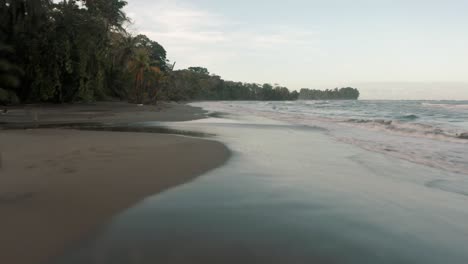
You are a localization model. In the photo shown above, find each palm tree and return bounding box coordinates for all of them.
[126,48,160,104]
[81,0,128,31]
[111,34,137,67]
[114,34,163,104]
[101,33,161,104]
[127,48,150,104]
[146,65,162,103]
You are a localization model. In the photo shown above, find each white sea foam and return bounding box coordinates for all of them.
[192,101,468,175]
[421,102,468,110]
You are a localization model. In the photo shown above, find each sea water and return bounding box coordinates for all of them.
[54,101,468,264]
[194,100,468,175]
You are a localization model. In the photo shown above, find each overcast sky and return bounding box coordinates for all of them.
[124,0,468,99]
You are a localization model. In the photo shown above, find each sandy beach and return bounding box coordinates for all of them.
[0,103,229,264]
[0,101,209,124]
[52,101,467,264]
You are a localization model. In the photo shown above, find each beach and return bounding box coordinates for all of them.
[5,0,467,262]
[0,103,229,264]
[0,101,209,124]
[53,101,468,264]
[2,101,468,264]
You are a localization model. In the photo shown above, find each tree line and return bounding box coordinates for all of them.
[299,88,360,100]
[1,0,169,104]
[158,67,299,101]
[0,0,359,105]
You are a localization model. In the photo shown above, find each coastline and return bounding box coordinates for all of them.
[0,103,230,264]
[0,101,209,124]
[53,102,468,264]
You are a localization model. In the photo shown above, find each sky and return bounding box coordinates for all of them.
[124,0,468,100]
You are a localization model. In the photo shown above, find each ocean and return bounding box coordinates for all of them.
[197,100,468,175]
[54,100,468,264]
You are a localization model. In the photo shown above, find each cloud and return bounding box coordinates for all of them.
[124,0,320,68]
[125,0,227,44]
[250,26,318,48]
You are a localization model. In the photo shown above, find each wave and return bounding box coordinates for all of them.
[398,114,419,120]
[421,102,468,110]
[303,101,331,107]
[191,101,468,175]
[344,118,467,141]
[346,119,393,125]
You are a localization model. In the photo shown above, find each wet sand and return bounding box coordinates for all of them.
[0,103,229,264]
[54,104,468,264]
[0,101,208,124]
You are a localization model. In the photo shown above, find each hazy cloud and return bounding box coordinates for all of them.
[125,0,319,66]
[124,0,468,99]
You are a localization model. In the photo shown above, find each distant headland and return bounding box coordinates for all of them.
[298,87,360,100]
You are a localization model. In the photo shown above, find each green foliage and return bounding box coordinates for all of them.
[0,0,170,104]
[0,88,19,105]
[0,0,130,103]
[188,67,210,75]
[159,68,358,101]
[0,41,22,104]
[81,0,128,31]
[134,34,168,70]
[158,68,299,101]
[299,87,360,100]
[0,0,358,104]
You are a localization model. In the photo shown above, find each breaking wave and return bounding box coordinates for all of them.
[192,100,468,175]
[343,118,467,141]
[421,102,468,110]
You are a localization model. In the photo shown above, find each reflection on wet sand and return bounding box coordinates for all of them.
[55,114,468,264]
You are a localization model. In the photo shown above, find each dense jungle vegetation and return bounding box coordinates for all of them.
[0,0,359,105]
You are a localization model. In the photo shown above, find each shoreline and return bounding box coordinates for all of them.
[0,101,209,125]
[53,102,468,263]
[0,103,230,264]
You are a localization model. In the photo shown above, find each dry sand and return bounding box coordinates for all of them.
[0,103,229,264]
